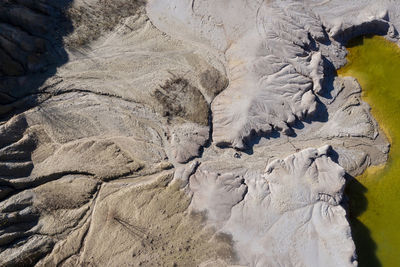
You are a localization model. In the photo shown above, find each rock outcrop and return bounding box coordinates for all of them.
[190,146,356,267]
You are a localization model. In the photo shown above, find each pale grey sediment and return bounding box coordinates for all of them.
[0,0,398,266]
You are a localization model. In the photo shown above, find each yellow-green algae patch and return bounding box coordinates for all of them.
[338,36,400,267]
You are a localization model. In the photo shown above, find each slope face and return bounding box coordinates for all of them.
[0,0,72,114]
[147,0,343,149]
[189,146,356,267]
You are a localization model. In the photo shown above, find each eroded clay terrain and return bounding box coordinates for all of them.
[0,0,399,266]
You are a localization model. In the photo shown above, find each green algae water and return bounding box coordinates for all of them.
[338,36,400,267]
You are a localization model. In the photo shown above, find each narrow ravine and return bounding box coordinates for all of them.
[339,35,400,267]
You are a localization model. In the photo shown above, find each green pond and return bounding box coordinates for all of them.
[338,36,400,267]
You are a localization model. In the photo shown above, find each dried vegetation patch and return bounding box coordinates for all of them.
[64,0,145,47]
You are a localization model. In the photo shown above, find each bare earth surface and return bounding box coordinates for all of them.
[0,0,399,266]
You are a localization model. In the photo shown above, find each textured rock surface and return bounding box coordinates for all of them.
[0,0,398,266]
[147,0,341,149]
[190,146,356,267]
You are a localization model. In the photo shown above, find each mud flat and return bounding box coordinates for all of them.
[339,35,400,267]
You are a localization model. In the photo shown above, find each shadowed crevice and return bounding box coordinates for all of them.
[0,0,74,120]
